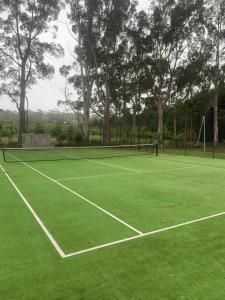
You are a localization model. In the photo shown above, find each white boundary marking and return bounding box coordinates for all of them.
[56,165,199,182]
[65,210,225,258]
[0,164,66,258]
[8,153,143,235]
[56,171,138,181]
[141,155,225,171]
[3,154,225,259]
[87,159,140,172]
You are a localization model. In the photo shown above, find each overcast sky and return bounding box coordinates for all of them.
[0,0,148,112]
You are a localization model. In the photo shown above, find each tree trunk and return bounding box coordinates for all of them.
[103,47,110,145]
[212,94,219,145]
[103,98,110,145]
[18,66,26,145]
[189,111,193,143]
[75,0,90,145]
[82,75,90,145]
[173,108,177,139]
[157,96,163,144]
[82,108,89,144]
[116,108,120,144]
[122,101,128,143]
[131,104,137,144]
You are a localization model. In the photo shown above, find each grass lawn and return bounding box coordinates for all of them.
[1,149,225,299]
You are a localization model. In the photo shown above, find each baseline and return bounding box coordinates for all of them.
[65,210,225,258]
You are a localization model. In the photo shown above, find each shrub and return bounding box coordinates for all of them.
[168,134,184,148]
[32,123,45,134]
[51,124,62,138]
[74,132,83,145]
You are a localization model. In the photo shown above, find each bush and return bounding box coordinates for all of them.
[90,138,102,146]
[56,133,67,144]
[0,124,17,137]
[74,132,83,145]
[50,124,61,138]
[163,126,173,139]
[32,123,45,134]
[90,127,100,136]
[168,133,184,148]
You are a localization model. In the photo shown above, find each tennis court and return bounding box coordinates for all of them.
[2,145,225,258]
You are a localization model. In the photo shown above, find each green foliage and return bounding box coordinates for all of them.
[32,124,45,134]
[2,0,225,146]
[168,134,185,148]
[0,0,64,141]
[0,123,16,137]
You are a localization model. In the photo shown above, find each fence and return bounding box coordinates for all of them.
[1,110,225,159]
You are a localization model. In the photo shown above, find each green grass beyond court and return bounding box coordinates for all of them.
[1,152,225,299]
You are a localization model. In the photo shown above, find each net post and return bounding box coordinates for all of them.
[10,121,13,145]
[2,148,6,162]
[138,114,140,145]
[155,144,159,156]
[212,111,215,159]
[212,135,215,158]
[184,114,187,156]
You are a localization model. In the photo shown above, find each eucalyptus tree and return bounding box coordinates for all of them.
[90,0,137,144]
[202,0,225,144]
[0,0,64,144]
[57,64,83,126]
[127,10,151,142]
[142,0,203,143]
[172,48,209,138]
[65,0,100,144]
[65,0,138,144]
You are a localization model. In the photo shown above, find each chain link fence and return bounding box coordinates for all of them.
[1,110,225,159]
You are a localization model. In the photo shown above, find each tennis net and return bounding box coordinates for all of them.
[2,144,158,163]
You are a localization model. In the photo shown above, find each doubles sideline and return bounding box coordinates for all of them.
[0,163,66,258]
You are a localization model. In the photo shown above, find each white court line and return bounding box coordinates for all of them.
[8,153,143,236]
[87,159,140,172]
[56,165,199,182]
[56,171,139,182]
[155,156,225,171]
[64,210,225,258]
[0,164,66,258]
[5,153,225,258]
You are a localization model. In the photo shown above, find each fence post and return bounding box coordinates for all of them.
[212,138,215,158]
[184,115,187,156]
[155,143,159,156]
[138,114,140,145]
[10,121,13,144]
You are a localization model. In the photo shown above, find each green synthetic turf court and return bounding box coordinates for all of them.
[1,150,225,299]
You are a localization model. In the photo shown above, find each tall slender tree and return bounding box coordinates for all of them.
[142,0,203,143]
[0,0,64,144]
[203,0,225,144]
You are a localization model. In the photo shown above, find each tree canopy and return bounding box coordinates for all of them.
[0,0,64,143]
[1,0,225,145]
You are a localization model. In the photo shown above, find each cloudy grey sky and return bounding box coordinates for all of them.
[0,0,148,112]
